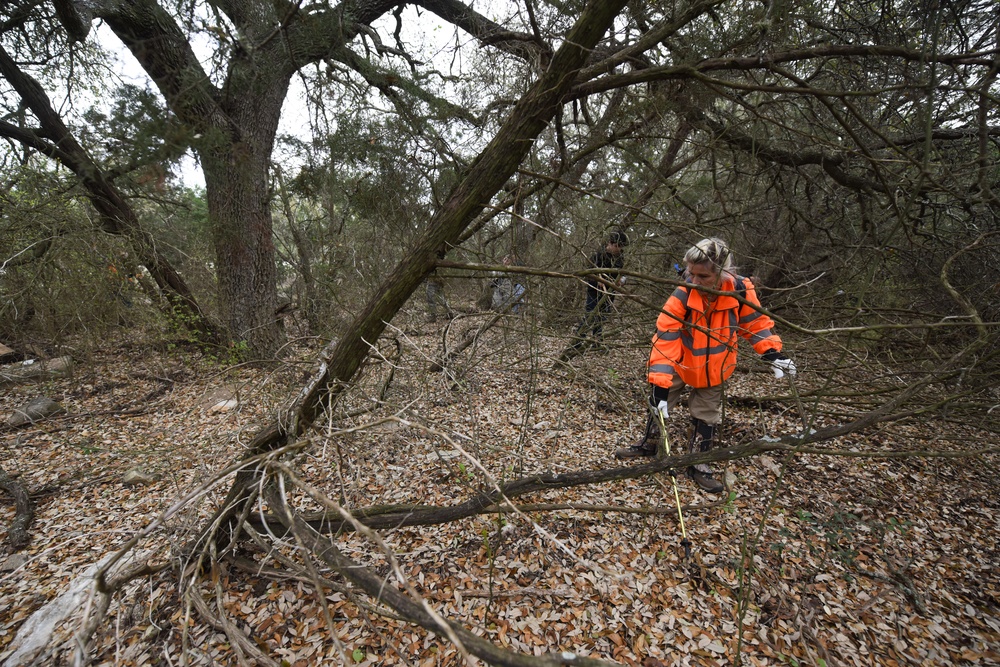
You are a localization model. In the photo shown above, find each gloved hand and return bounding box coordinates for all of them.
[656,400,670,419]
[762,351,796,379]
[771,358,796,378]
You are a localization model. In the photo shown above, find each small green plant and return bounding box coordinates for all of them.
[791,508,861,566]
[227,339,250,363]
[209,339,250,365]
[165,304,210,350]
[723,490,738,514]
[352,648,364,662]
[480,517,505,625]
[887,516,912,535]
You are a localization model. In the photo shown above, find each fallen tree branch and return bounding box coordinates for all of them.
[430,308,512,374]
[185,569,279,667]
[247,435,999,536]
[246,496,739,535]
[269,481,621,667]
[0,463,33,550]
[0,356,73,386]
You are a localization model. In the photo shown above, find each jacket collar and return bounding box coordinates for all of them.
[686,274,739,312]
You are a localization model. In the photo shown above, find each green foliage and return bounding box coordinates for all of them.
[723,490,738,514]
[81,83,193,176]
[163,305,208,349]
[273,108,469,336]
[794,509,862,567]
[219,340,251,365]
[0,168,153,345]
[144,187,214,287]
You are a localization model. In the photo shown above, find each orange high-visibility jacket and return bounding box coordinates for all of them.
[648,275,782,389]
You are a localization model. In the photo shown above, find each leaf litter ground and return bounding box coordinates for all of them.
[0,310,997,666]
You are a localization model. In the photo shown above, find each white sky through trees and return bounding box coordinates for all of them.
[94,5,462,190]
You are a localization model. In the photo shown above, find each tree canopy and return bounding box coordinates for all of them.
[1,0,997,351]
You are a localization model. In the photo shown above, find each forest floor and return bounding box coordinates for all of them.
[0,305,998,666]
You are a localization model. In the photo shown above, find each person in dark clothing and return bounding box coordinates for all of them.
[572,230,628,346]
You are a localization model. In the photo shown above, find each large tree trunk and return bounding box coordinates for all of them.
[96,0,292,358]
[192,49,290,358]
[203,133,284,358]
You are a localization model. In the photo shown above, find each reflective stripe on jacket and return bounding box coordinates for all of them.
[647,275,782,389]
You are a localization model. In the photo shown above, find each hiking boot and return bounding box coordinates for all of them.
[615,443,657,459]
[616,413,663,460]
[687,467,725,493]
[688,418,724,492]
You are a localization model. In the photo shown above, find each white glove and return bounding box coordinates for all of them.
[656,400,670,419]
[771,357,796,379]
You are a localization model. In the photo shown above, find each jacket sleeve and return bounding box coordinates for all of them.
[647,287,689,388]
[736,279,782,354]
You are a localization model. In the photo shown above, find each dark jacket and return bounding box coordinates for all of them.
[585,249,624,299]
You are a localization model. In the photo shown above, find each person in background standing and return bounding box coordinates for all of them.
[561,230,628,358]
[491,255,526,314]
[426,249,456,323]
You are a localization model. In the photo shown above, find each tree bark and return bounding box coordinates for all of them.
[0,464,33,550]
[202,129,284,358]
[0,356,73,385]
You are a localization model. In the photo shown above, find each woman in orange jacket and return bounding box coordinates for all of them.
[615,238,795,493]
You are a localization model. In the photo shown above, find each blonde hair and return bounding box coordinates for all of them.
[684,237,735,274]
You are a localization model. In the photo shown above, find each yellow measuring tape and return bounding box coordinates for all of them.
[656,408,692,559]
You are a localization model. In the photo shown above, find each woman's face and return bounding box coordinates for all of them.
[686,262,720,291]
